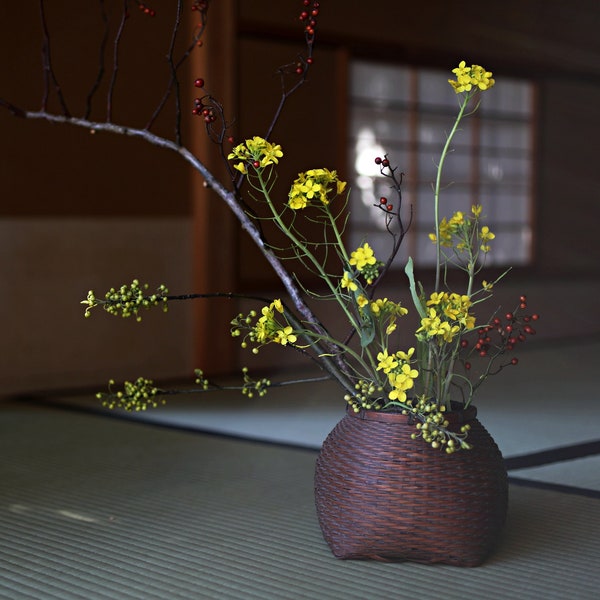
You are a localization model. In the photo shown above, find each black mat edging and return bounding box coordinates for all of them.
[504,440,600,470]
[10,394,600,500]
[508,476,600,499]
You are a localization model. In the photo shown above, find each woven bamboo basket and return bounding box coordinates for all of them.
[314,405,508,566]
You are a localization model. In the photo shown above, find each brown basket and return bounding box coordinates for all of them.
[314,405,508,566]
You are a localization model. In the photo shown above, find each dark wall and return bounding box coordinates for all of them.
[237,0,600,277]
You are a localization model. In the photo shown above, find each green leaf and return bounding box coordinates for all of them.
[405,257,426,319]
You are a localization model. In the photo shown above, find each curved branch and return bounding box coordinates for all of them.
[22,109,332,362]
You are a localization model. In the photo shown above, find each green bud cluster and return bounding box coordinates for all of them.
[360,261,382,285]
[344,379,385,412]
[194,368,211,390]
[82,280,168,321]
[405,396,471,453]
[97,377,164,411]
[241,367,270,398]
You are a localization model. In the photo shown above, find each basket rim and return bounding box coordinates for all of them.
[346,402,477,425]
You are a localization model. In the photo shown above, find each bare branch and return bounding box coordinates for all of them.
[39,0,70,116]
[107,1,129,122]
[84,0,109,119]
[145,0,210,140]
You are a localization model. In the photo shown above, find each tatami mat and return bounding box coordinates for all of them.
[1,403,599,600]
[33,340,600,499]
[41,340,600,458]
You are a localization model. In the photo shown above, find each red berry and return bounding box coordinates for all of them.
[382,159,390,167]
[386,204,393,212]
[520,295,527,303]
[505,313,514,321]
[252,160,260,168]
[380,197,387,204]
[465,362,471,370]
[531,314,539,320]
[374,157,382,164]
[511,358,519,365]
[505,325,513,333]
[460,339,468,348]
[194,78,205,88]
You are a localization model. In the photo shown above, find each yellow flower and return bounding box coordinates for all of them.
[431,217,453,247]
[228,136,283,172]
[377,350,398,374]
[288,194,308,210]
[340,272,358,292]
[396,347,415,362]
[349,243,377,271]
[448,61,495,94]
[274,326,297,346]
[387,364,419,401]
[271,299,284,313]
[288,168,347,210]
[426,292,446,306]
[480,225,495,252]
[370,298,409,317]
[356,294,369,308]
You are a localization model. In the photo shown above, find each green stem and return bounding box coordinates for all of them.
[433,95,470,293]
[255,169,361,333]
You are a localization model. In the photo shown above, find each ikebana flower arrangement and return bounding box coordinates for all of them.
[3,2,539,565]
[83,60,539,455]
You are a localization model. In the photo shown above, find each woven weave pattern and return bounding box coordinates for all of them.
[315,407,508,566]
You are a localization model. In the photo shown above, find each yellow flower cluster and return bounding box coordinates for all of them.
[349,242,376,271]
[479,225,495,253]
[448,61,495,94]
[288,168,347,209]
[417,292,475,343]
[227,136,283,174]
[253,299,298,346]
[376,348,419,402]
[370,298,409,335]
[429,205,495,254]
[429,211,466,247]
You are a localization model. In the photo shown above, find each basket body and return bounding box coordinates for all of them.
[314,406,508,566]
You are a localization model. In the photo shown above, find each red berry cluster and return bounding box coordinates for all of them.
[463,295,539,370]
[191,0,209,11]
[374,156,402,213]
[137,2,156,17]
[379,196,394,212]
[299,1,319,38]
[192,96,216,123]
